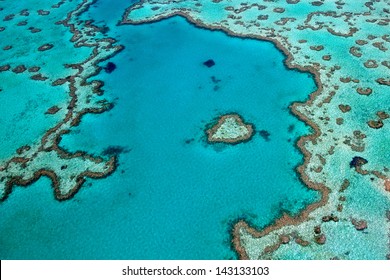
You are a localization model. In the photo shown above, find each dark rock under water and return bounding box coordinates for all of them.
[104,62,116,73]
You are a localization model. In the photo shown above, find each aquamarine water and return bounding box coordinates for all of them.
[0,0,319,259]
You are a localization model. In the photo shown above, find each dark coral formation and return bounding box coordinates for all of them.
[103,61,116,73]
[338,104,351,113]
[102,145,131,156]
[367,119,384,129]
[28,66,41,72]
[259,130,271,141]
[12,65,27,73]
[356,87,372,95]
[349,156,368,169]
[0,64,10,72]
[322,214,339,222]
[314,234,326,245]
[31,73,48,81]
[351,218,368,231]
[203,59,215,67]
[45,106,61,115]
[38,43,54,51]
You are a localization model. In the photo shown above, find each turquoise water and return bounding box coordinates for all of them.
[0,0,319,259]
[0,0,88,160]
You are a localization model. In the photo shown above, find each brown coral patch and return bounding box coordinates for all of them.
[376,78,390,86]
[338,104,351,113]
[336,118,344,125]
[30,27,42,33]
[385,180,390,192]
[28,66,41,72]
[38,43,54,51]
[3,14,15,21]
[311,1,323,6]
[286,0,300,4]
[279,234,290,244]
[356,40,368,45]
[0,64,10,72]
[45,106,61,115]
[31,73,48,81]
[351,218,367,231]
[349,46,362,57]
[367,120,384,129]
[206,113,254,144]
[52,78,68,86]
[314,234,326,244]
[363,60,378,68]
[339,180,350,193]
[17,20,28,26]
[273,8,285,13]
[12,65,27,73]
[37,10,50,16]
[310,45,324,51]
[356,87,372,95]
[377,111,389,120]
[381,61,390,69]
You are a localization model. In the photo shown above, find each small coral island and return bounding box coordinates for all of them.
[206,113,254,144]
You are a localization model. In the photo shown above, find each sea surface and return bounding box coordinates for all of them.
[0,0,320,259]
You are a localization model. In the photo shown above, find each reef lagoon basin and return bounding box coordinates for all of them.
[0,0,389,260]
[0,8,317,259]
[51,16,318,259]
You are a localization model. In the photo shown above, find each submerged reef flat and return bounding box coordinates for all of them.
[0,0,123,200]
[122,0,390,259]
[206,114,254,144]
